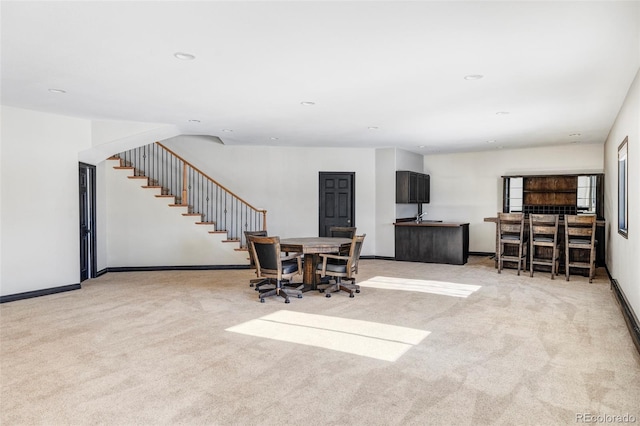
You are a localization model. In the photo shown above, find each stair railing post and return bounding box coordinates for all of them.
[182,162,188,206]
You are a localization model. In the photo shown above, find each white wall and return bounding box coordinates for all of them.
[95,161,108,272]
[78,121,180,165]
[0,106,91,296]
[424,143,604,253]
[375,148,396,257]
[0,104,619,299]
[604,68,639,321]
[161,137,378,256]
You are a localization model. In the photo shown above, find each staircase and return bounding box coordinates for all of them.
[109,142,266,254]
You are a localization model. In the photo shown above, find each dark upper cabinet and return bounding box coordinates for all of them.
[396,171,430,203]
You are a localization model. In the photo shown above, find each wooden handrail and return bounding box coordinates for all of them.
[157,142,266,213]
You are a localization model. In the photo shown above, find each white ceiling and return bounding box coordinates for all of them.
[2,1,639,154]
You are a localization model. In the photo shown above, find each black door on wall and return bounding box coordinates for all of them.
[319,172,355,237]
[79,163,96,282]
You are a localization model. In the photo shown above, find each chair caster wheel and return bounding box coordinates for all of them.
[260,298,265,303]
[285,299,290,304]
[326,293,331,298]
[319,289,324,293]
[350,293,355,298]
[355,289,360,293]
[297,294,303,298]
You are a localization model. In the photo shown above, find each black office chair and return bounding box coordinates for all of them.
[248,235,304,303]
[317,234,366,298]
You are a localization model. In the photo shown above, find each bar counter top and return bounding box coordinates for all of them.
[394,218,469,227]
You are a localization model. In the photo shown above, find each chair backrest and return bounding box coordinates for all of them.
[565,215,596,243]
[529,214,559,241]
[498,212,525,240]
[329,226,357,239]
[350,234,366,275]
[248,235,281,278]
[244,230,268,267]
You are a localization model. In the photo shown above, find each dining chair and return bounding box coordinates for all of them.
[329,226,357,256]
[244,230,268,288]
[496,212,527,275]
[529,214,560,279]
[564,215,597,283]
[329,226,357,238]
[317,234,366,298]
[248,235,304,303]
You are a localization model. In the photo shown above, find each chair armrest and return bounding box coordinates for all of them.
[281,252,303,274]
[318,253,350,276]
[281,252,303,261]
[319,253,349,261]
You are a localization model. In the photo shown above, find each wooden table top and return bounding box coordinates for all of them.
[280,237,352,254]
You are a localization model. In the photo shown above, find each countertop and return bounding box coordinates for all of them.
[394,218,469,227]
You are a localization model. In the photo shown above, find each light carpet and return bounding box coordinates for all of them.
[1,256,639,425]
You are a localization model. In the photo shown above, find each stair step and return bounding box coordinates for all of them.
[127,175,148,180]
[196,222,216,225]
[222,239,240,243]
[182,213,202,217]
[142,185,162,189]
[209,231,227,234]
[114,166,134,170]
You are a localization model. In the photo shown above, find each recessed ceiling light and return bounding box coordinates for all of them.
[464,74,483,80]
[300,101,315,106]
[48,88,66,94]
[486,139,496,144]
[174,52,196,61]
[496,111,510,115]
[221,129,233,132]
[368,126,379,130]
[188,119,200,123]
[270,137,279,140]
[418,145,426,148]
[569,133,581,137]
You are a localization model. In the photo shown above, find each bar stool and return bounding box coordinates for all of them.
[564,215,597,283]
[497,212,527,275]
[529,214,560,279]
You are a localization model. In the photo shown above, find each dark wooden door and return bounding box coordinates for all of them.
[79,163,96,282]
[319,172,355,237]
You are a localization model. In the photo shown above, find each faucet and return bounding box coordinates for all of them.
[416,212,428,223]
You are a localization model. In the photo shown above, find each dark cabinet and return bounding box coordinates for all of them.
[395,223,469,265]
[396,171,430,203]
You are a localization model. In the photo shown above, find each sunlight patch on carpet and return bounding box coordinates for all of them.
[226,310,430,362]
[358,276,481,298]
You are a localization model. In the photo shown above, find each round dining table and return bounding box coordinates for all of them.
[279,237,352,290]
